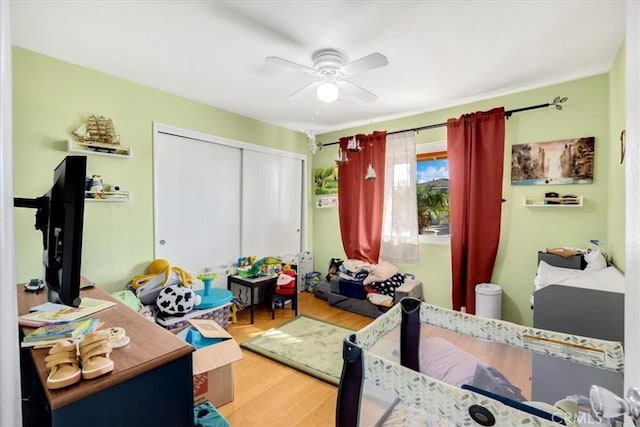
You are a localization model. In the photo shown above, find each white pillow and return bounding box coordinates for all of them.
[535,260,625,293]
[585,249,607,271]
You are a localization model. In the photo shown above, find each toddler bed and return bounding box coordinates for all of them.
[531,251,625,405]
[532,251,625,343]
[337,298,624,426]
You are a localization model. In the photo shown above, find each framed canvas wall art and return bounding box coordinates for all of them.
[511,137,594,185]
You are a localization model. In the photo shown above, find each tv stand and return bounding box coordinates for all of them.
[18,284,195,426]
[45,286,81,308]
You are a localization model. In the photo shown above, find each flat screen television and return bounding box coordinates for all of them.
[14,156,87,307]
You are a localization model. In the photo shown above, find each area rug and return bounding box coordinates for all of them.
[240,315,354,385]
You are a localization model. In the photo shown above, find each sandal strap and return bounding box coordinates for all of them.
[47,340,77,354]
[45,350,76,363]
[44,340,79,368]
[45,355,79,369]
[80,338,109,357]
[81,344,112,364]
[81,330,110,346]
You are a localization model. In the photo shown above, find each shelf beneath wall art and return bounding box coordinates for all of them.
[523,196,583,207]
[316,195,338,208]
[85,191,130,202]
[67,139,131,158]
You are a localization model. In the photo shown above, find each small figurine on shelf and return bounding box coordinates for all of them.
[85,175,104,199]
[90,175,103,192]
[73,115,120,146]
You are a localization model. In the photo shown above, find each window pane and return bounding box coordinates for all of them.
[417,157,449,236]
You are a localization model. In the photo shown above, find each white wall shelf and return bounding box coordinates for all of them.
[523,196,583,207]
[316,195,338,208]
[85,191,130,202]
[67,139,131,158]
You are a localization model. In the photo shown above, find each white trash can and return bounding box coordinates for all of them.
[475,283,502,319]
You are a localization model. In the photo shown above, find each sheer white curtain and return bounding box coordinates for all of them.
[380,131,419,263]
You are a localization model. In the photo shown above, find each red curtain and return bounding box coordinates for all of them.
[447,108,505,314]
[337,131,387,263]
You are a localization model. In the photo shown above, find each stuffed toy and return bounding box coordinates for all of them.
[131,259,195,289]
[275,268,296,295]
[155,284,201,317]
[129,259,196,305]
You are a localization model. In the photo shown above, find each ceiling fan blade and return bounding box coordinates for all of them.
[340,52,388,76]
[286,81,321,99]
[338,80,377,103]
[266,56,316,74]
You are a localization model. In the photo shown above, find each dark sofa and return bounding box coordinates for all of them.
[314,276,423,318]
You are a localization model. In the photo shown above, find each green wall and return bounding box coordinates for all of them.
[313,74,616,325]
[12,47,308,293]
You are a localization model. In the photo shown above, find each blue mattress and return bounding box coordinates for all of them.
[338,278,367,299]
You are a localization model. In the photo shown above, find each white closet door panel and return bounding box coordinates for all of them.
[242,150,302,257]
[154,132,241,276]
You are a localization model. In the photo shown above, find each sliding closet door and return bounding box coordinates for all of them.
[242,150,302,257]
[154,131,241,275]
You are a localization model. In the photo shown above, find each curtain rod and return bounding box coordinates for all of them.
[320,96,568,147]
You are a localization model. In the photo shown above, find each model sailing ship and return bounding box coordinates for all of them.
[72,115,125,154]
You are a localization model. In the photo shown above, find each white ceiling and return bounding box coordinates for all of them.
[10,1,626,135]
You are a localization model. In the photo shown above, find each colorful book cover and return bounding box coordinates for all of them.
[21,318,102,348]
[18,297,116,327]
[23,318,93,342]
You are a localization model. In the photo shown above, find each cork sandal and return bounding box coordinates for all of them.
[45,340,81,389]
[79,330,114,380]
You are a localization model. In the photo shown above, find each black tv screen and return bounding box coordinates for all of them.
[45,156,86,307]
[15,155,86,307]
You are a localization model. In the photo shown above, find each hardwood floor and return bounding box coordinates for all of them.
[217,291,372,427]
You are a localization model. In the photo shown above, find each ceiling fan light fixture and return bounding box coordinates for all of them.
[317,82,339,103]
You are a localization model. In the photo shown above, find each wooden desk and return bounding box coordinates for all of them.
[18,285,195,426]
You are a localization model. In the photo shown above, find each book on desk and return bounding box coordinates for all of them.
[21,317,102,348]
[18,297,115,328]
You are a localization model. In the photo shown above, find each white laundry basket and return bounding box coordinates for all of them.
[475,283,502,319]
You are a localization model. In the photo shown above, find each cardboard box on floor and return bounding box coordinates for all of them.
[182,318,243,407]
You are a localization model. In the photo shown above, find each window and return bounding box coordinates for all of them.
[417,142,450,244]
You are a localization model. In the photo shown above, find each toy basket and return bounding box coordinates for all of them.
[156,303,230,333]
[304,271,321,292]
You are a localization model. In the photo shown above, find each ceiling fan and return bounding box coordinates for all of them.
[266,48,388,103]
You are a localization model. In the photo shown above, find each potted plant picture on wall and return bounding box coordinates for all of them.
[314,166,339,209]
[314,166,338,195]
